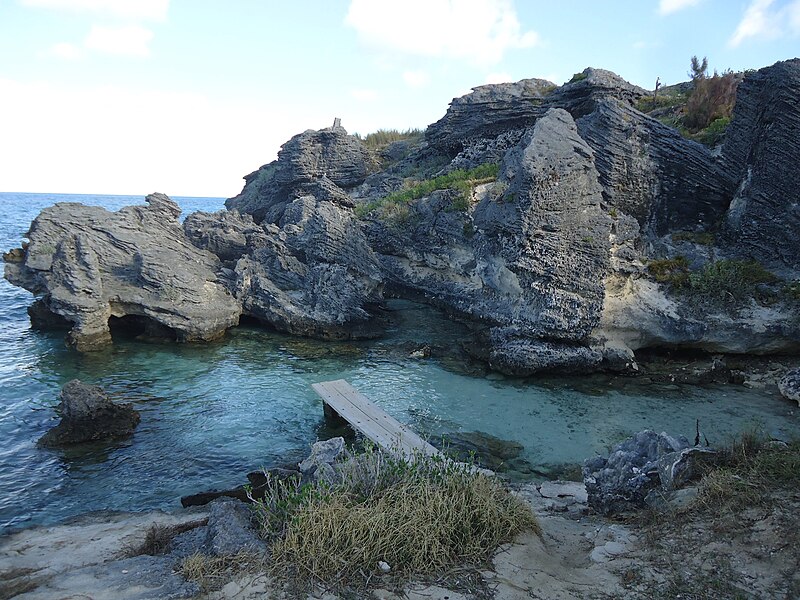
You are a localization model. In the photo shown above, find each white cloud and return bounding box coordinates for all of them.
[49,41,84,60]
[729,0,800,46]
[19,0,168,21]
[344,0,539,66]
[402,69,430,87]
[350,88,380,102]
[83,24,154,57]
[0,78,335,197]
[485,72,513,84]
[658,0,701,15]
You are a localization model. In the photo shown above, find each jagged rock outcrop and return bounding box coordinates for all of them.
[38,380,140,447]
[576,99,733,235]
[4,194,240,351]
[426,69,647,160]
[368,108,610,374]
[187,201,384,340]
[721,59,800,271]
[779,368,800,405]
[226,122,376,223]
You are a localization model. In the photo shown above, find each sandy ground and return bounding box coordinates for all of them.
[2,479,797,599]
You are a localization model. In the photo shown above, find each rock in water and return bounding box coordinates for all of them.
[4,193,241,351]
[722,59,800,270]
[778,368,800,405]
[38,380,140,446]
[208,121,385,339]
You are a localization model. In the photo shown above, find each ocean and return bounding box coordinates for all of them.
[1,192,798,533]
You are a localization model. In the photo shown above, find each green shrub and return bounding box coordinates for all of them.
[683,57,737,133]
[569,71,588,83]
[355,163,499,218]
[635,93,687,114]
[353,128,424,150]
[647,256,690,287]
[255,448,538,586]
[671,231,716,245]
[689,259,777,302]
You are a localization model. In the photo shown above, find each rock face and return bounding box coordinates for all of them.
[582,430,698,515]
[575,99,733,235]
[721,59,800,271]
[778,368,800,405]
[226,122,376,223]
[205,121,386,339]
[370,108,610,374]
[4,194,241,351]
[38,380,140,446]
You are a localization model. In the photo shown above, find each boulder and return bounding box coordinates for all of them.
[778,368,800,405]
[38,380,140,447]
[299,437,345,484]
[203,498,266,556]
[3,193,241,351]
[582,430,692,515]
[721,59,800,271]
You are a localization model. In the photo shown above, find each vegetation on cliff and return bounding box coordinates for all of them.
[355,162,499,219]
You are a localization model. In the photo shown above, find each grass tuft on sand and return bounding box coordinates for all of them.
[253,447,538,587]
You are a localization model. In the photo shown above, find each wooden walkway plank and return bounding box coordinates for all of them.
[311,379,440,460]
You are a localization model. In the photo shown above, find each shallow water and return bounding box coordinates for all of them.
[1,193,798,533]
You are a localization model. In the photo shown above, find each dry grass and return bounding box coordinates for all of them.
[255,449,538,588]
[180,551,265,593]
[125,518,207,557]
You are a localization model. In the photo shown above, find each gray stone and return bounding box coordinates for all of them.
[657,447,717,491]
[226,123,376,223]
[38,380,140,447]
[721,59,800,271]
[582,430,692,515]
[204,498,266,556]
[4,193,241,351]
[299,437,345,484]
[778,368,800,405]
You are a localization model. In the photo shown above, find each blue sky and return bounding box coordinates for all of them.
[1,0,798,197]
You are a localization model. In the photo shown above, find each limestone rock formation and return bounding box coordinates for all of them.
[576,99,733,235]
[582,430,694,515]
[4,194,240,351]
[721,59,800,271]
[369,108,610,374]
[226,121,376,223]
[778,368,800,405]
[38,379,140,446]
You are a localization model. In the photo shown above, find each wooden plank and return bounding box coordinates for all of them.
[312,379,440,460]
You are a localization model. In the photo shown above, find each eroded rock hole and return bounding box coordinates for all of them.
[108,315,178,342]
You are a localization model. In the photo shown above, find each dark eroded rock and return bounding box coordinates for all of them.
[38,380,140,447]
[722,59,800,270]
[4,193,241,351]
[779,368,800,405]
[582,430,691,515]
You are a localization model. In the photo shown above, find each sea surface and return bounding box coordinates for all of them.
[1,192,798,533]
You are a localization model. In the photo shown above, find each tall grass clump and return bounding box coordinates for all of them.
[689,259,777,302]
[694,432,800,514]
[254,447,538,586]
[354,128,424,150]
[355,163,499,218]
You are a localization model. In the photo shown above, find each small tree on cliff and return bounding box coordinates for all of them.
[684,55,738,133]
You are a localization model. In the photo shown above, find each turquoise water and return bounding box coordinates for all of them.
[1,193,798,533]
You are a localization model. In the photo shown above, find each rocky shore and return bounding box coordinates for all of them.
[4,60,799,380]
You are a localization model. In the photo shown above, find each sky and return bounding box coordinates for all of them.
[0,0,798,198]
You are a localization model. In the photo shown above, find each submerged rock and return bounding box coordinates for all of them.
[38,379,140,447]
[4,193,241,351]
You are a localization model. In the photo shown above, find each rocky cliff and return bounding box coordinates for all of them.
[5,60,799,370]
